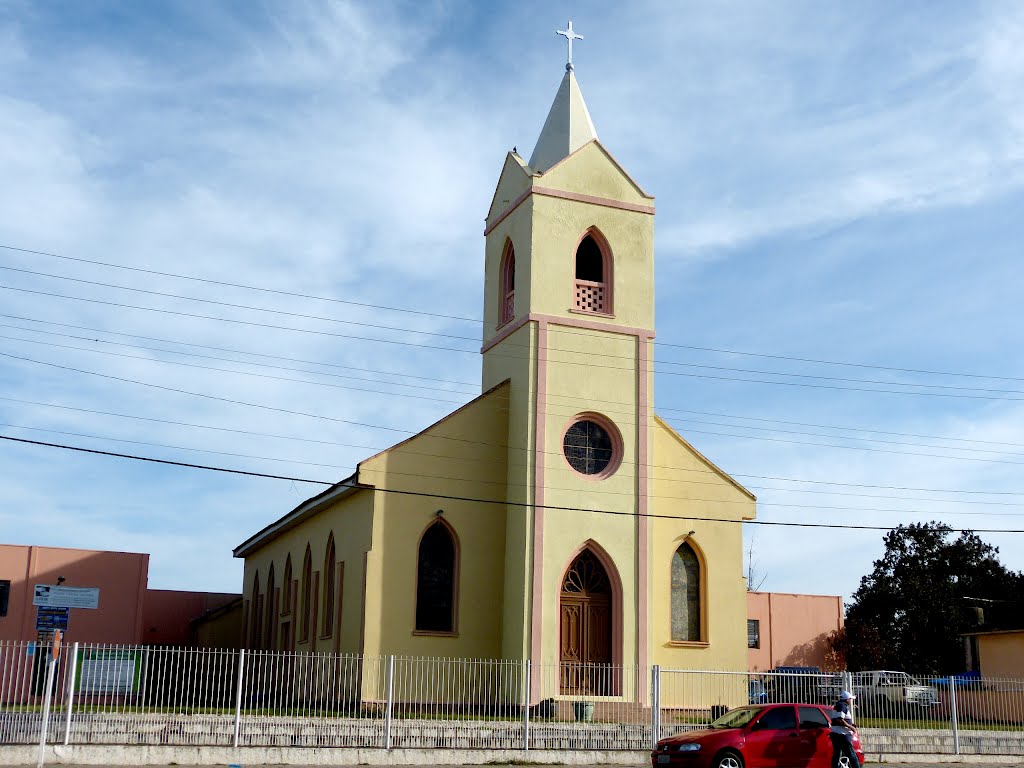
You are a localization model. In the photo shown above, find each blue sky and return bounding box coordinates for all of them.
[1,0,1023,603]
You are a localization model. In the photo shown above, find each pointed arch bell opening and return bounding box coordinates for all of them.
[558,541,622,696]
[573,228,612,315]
[499,240,516,327]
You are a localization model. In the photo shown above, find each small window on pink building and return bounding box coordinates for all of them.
[574,232,611,314]
[499,243,516,326]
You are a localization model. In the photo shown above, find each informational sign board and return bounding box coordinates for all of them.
[33,585,100,609]
[35,606,70,632]
[76,648,141,695]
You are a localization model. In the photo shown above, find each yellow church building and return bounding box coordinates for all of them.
[234,54,756,697]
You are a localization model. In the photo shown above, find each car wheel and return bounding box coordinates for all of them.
[713,750,744,768]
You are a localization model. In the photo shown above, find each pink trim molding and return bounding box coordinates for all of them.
[529,319,549,698]
[481,312,654,354]
[637,335,650,673]
[481,314,530,354]
[484,186,655,236]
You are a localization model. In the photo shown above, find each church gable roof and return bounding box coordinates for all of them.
[484,152,533,227]
[233,474,363,558]
[536,139,653,204]
[653,414,757,505]
[234,381,512,559]
[359,380,510,483]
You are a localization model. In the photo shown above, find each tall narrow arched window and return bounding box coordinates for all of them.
[323,533,336,637]
[573,231,612,314]
[250,570,262,649]
[281,554,292,616]
[266,564,276,650]
[415,520,458,633]
[300,544,312,643]
[671,542,702,642]
[499,242,516,326]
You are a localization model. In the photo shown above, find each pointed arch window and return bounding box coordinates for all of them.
[250,570,262,649]
[323,533,336,637]
[300,544,312,643]
[499,242,516,326]
[415,520,458,634]
[671,542,703,643]
[573,231,612,314]
[266,564,277,650]
[281,555,292,616]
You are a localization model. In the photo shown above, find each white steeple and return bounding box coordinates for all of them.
[529,23,598,173]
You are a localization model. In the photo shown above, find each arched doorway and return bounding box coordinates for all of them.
[560,548,614,695]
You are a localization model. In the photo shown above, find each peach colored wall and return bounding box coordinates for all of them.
[975,631,1024,678]
[142,590,240,646]
[0,544,149,644]
[747,591,844,671]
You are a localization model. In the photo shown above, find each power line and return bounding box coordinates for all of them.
[0,263,480,343]
[0,244,480,323]
[7,270,1024,397]
[5,285,1023,402]
[0,333,475,406]
[0,284,478,355]
[0,313,478,387]
[5,392,1024,500]
[4,312,1021,456]
[8,343,1024,471]
[5,432,1024,534]
[14,326,1024,458]
[5,420,1021,516]
[668,408,1024,450]
[5,242,1023,384]
[5,339,1024,482]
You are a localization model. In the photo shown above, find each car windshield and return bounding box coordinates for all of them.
[710,706,762,729]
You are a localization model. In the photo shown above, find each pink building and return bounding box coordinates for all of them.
[0,544,238,646]
[747,591,844,671]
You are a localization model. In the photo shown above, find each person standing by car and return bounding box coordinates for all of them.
[829,713,861,768]
[834,690,856,721]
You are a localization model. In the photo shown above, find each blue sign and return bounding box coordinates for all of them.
[36,606,70,632]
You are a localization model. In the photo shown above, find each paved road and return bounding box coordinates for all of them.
[18,764,1024,768]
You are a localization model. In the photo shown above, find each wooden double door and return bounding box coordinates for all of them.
[559,550,614,696]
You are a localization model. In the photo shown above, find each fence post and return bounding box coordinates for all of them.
[949,675,959,755]
[36,648,58,768]
[62,642,79,746]
[651,665,661,749]
[522,660,531,751]
[384,655,395,750]
[842,671,854,719]
[232,649,246,749]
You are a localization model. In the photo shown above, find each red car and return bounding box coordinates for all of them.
[652,703,865,768]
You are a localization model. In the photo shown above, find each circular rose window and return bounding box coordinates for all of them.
[562,415,622,478]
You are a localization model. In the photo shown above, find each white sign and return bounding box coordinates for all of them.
[77,650,139,694]
[33,585,100,609]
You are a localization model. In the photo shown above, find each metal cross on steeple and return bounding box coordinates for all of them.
[557,21,584,71]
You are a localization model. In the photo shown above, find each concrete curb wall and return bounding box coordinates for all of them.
[1,746,647,766]
[2,746,1024,766]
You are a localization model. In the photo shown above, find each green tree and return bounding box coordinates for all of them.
[845,522,1024,673]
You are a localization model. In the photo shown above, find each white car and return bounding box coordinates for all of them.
[852,670,940,713]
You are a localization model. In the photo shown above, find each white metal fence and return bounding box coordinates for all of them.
[2,641,1023,756]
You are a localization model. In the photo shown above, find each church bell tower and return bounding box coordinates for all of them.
[480,27,658,674]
